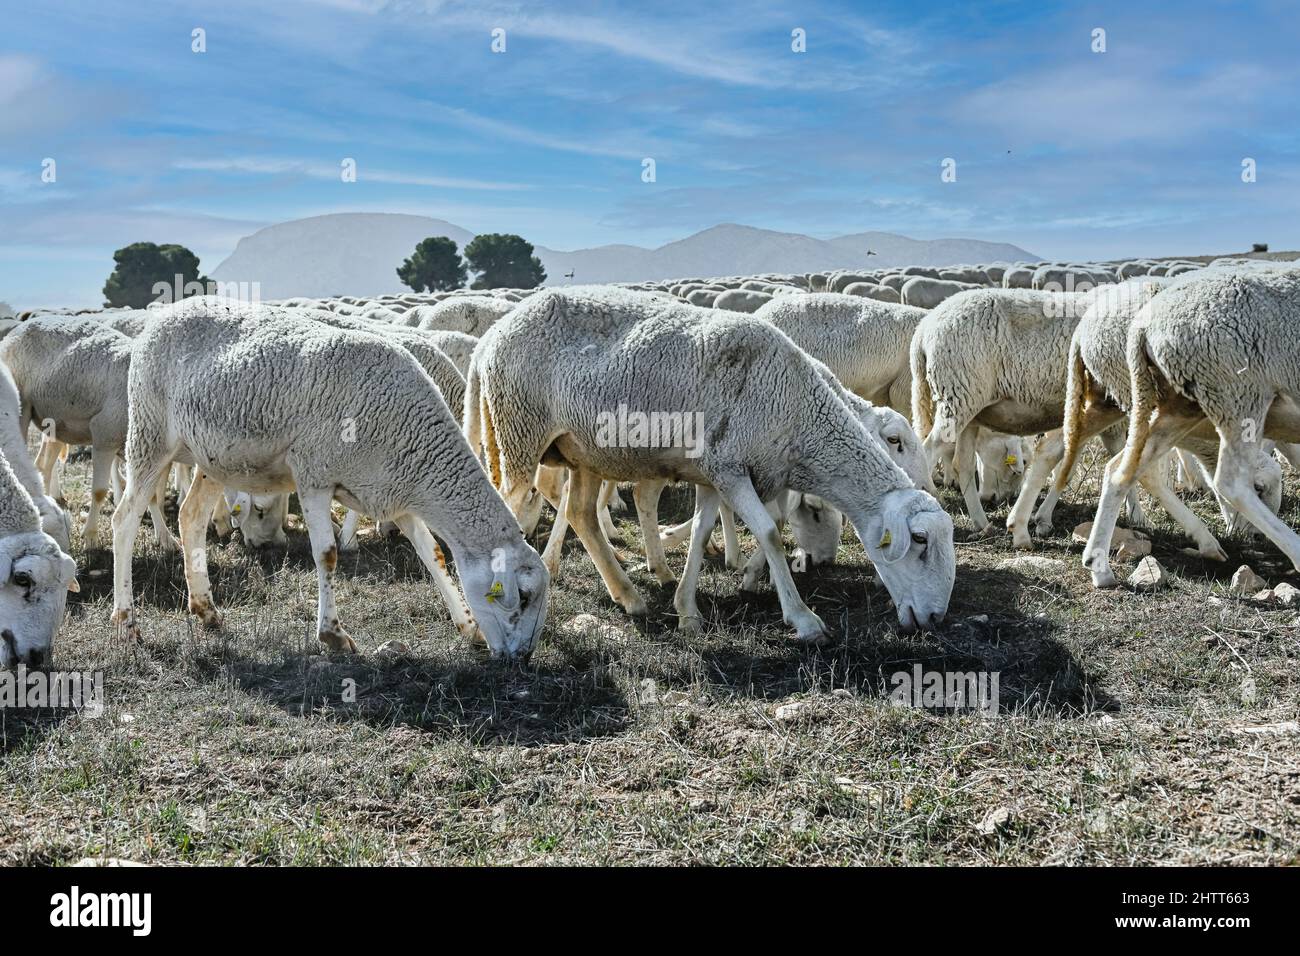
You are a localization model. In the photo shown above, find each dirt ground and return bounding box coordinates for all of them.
[1,445,1297,865]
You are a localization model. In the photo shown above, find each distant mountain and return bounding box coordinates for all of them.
[211,214,1040,298]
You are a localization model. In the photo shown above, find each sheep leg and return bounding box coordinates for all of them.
[719,505,743,569]
[35,437,66,503]
[658,517,695,551]
[1100,426,1148,528]
[298,488,357,653]
[338,509,361,552]
[393,515,477,641]
[1136,469,1226,559]
[564,467,647,615]
[111,451,176,641]
[633,479,674,584]
[174,462,193,509]
[954,425,990,532]
[1214,429,1300,572]
[149,468,179,552]
[1084,416,1198,588]
[673,485,721,629]
[740,496,790,591]
[597,480,619,541]
[178,472,224,627]
[85,446,114,550]
[541,472,571,576]
[716,474,827,643]
[211,491,234,538]
[1006,430,1063,549]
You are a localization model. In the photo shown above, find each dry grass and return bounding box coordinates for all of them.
[1,447,1297,865]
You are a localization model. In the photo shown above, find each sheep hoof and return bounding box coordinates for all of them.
[789,612,830,644]
[1200,543,1229,562]
[1033,519,1053,536]
[1011,534,1034,551]
[649,566,676,585]
[976,523,1001,539]
[187,595,223,628]
[621,594,649,616]
[318,627,358,654]
[110,608,143,643]
[677,613,702,633]
[1091,569,1119,589]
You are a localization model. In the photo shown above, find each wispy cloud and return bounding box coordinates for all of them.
[173,157,533,191]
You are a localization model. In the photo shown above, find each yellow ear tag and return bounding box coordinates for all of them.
[231,503,243,515]
[1004,455,1018,467]
[879,530,892,549]
[485,581,504,603]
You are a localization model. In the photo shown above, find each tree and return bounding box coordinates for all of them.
[396,236,467,292]
[464,233,546,290]
[103,242,207,308]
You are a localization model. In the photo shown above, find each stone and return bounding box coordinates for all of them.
[1128,556,1168,591]
[996,556,1065,575]
[1273,583,1300,607]
[1229,565,1268,597]
[775,702,808,723]
[375,640,409,658]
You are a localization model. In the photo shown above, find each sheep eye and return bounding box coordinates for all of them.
[810,509,822,523]
[887,435,901,445]
[254,507,265,518]
[12,571,33,588]
[520,593,531,612]
[910,532,927,545]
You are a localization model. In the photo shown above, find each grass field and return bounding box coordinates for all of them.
[2,447,1297,866]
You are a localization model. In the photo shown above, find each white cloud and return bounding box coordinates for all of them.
[173,157,533,191]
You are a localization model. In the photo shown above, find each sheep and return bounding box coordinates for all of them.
[1050,277,1287,567]
[974,429,1028,504]
[109,299,550,660]
[713,289,773,314]
[753,293,926,417]
[900,277,979,309]
[0,447,79,668]
[466,287,956,639]
[0,316,177,551]
[411,296,516,336]
[1079,269,1300,588]
[0,363,71,551]
[910,287,1097,547]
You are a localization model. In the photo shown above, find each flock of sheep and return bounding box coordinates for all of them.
[1,251,1298,669]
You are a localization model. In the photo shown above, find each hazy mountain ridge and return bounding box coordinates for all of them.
[211,214,1041,298]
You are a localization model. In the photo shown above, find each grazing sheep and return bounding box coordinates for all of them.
[900,277,979,309]
[1081,269,1300,587]
[110,300,550,660]
[0,363,71,551]
[1053,277,1286,559]
[974,429,1027,504]
[467,287,955,639]
[0,447,79,668]
[910,287,1095,546]
[0,316,177,551]
[754,293,926,417]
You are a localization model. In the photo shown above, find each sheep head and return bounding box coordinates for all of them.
[458,538,550,661]
[0,530,78,669]
[856,488,954,632]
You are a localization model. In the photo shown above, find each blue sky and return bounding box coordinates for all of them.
[1,0,1297,307]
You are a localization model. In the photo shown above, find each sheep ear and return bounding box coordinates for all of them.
[873,510,911,565]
